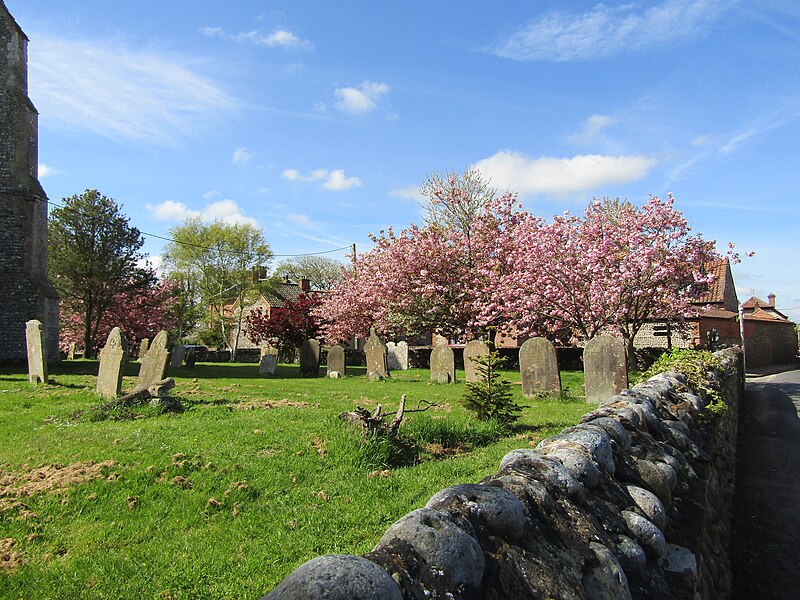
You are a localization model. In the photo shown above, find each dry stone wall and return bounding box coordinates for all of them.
[265,347,742,600]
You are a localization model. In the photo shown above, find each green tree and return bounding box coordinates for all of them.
[273,255,346,291]
[461,350,519,426]
[162,217,272,360]
[48,189,154,357]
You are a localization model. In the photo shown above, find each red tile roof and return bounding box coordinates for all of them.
[693,258,735,308]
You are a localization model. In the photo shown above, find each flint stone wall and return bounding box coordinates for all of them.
[265,347,742,600]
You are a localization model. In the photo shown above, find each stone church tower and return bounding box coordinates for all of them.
[0,1,59,362]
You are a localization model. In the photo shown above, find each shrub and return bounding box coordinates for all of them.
[640,348,728,415]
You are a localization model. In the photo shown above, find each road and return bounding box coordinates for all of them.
[731,370,800,599]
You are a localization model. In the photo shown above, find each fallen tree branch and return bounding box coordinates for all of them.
[339,395,437,438]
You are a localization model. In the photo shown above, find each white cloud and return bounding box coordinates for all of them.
[200,27,225,38]
[287,213,310,226]
[494,0,728,61]
[203,26,313,50]
[335,81,390,114]
[38,163,59,178]
[473,151,657,197]
[203,190,222,200]
[146,198,259,227]
[282,168,362,191]
[390,185,423,201]
[569,114,615,144]
[29,36,235,146]
[232,147,254,163]
[323,169,362,191]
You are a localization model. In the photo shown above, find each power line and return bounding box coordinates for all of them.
[44,196,352,260]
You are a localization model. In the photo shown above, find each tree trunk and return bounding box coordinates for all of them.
[624,335,638,372]
[83,303,94,358]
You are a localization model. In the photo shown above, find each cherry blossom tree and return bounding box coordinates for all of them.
[59,278,181,355]
[481,195,720,366]
[316,191,524,343]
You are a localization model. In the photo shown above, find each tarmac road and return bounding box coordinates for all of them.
[731,369,800,599]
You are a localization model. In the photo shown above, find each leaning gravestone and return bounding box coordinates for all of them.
[25,319,47,384]
[135,330,170,391]
[97,327,128,399]
[138,338,149,361]
[259,354,278,375]
[67,342,76,361]
[364,327,389,381]
[386,341,409,370]
[463,340,490,383]
[327,345,346,377]
[584,334,628,404]
[519,337,561,397]
[170,345,186,369]
[299,339,321,377]
[430,338,455,384]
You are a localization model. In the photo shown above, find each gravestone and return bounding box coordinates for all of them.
[327,345,346,377]
[67,342,76,361]
[135,330,170,390]
[519,337,561,397]
[463,340,490,383]
[170,345,186,369]
[584,334,628,404]
[259,354,278,375]
[299,339,321,377]
[364,327,389,381]
[430,338,455,384]
[387,341,409,370]
[97,327,128,398]
[260,341,278,359]
[185,348,197,369]
[138,338,149,360]
[25,319,47,384]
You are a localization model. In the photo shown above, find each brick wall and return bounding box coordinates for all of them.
[743,320,798,367]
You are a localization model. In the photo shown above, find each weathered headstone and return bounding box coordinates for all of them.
[256,354,276,375]
[327,345,346,377]
[364,327,389,381]
[463,340,490,383]
[584,334,628,404]
[299,339,321,377]
[97,327,128,398]
[25,319,47,384]
[260,341,278,359]
[387,341,409,370]
[185,348,197,369]
[135,330,170,391]
[170,345,185,369]
[430,338,455,384]
[519,337,561,397]
[67,342,76,361]
[138,338,149,361]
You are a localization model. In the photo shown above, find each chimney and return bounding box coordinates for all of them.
[768,293,776,307]
[300,278,311,292]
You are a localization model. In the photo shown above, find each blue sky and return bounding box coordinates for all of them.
[9,0,800,320]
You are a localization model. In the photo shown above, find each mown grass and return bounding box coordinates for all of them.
[0,360,591,599]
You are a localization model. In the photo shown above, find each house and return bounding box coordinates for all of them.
[227,277,315,351]
[635,259,797,367]
[740,294,797,367]
[634,259,740,350]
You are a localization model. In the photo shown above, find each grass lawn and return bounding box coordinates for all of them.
[0,360,593,599]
